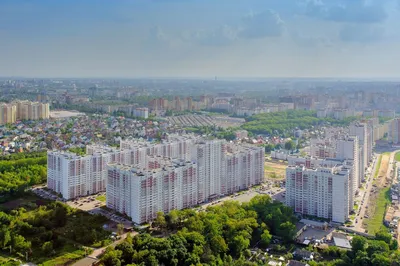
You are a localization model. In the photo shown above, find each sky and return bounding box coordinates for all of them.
[1,0,400,78]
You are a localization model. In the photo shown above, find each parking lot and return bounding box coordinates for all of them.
[67,193,105,211]
[66,194,132,228]
[199,185,286,210]
[31,185,65,202]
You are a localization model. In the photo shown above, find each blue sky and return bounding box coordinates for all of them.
[1,0,400,78]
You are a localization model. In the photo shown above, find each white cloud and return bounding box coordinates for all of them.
[239,10,285,39]
[182,25,238,46]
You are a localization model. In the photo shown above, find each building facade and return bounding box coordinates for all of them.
[0,103,17,125]
[285,164,351,223]
[107,158,198,224]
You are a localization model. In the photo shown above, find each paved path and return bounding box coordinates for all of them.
[73,232,136,266]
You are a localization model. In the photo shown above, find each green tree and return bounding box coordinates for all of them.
[0,227,11,248]
[11,234,31,254]
[167,210,180,230]
[117,223,124,236]
[41,241,53,254]
[284,140,295,151]
[231,235,250,256]
[260,229,272,247]
[375,230,392,245]
[116,242,134,265]
[53,204,68,227]
[153,211,167,232]
[276,221,296,242]
[366,240,389,257]
[265,144,275,153]
[353,251,370,266]
[351,236,367,253]
[102,248,123,266]
[210,235,228,254]
[371,253,391,266]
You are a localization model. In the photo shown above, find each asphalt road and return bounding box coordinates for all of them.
[353,154,378,232]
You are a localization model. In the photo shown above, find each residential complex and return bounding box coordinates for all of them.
[285,121,377,224]
[47,135,264,223]
[0,100,49,125]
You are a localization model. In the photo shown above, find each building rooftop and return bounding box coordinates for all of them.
[333,237,351,249]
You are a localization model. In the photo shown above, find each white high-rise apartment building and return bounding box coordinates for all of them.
[349,122,371,181]
[120,134,196,166]
[192,140,225,202]
[336,136,360,191]
[107,158,198,224]
[15,100,50,120]
[223,144,264,195]
[0,101,49,124]
[0,103,17,125]
[285,164,351,223]
[389,118,400,144]
[47,152,91,199]
[47,146,126,199]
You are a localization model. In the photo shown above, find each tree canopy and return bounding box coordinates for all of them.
[0,154,47,201]
[101,195,297,266]
[0,199,109,263]
[242,110,358,136]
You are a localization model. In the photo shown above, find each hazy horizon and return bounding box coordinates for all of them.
[2,0,400,78]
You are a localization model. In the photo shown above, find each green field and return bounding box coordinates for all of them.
[40,246,88,266]
[366,187,391,235]
[374,155,382,179]
[395,152,400,162]
[96,195,106,202]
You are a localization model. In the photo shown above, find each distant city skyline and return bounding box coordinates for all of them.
[1,0,400,78]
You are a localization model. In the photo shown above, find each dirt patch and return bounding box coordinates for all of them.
[264,161,286,180]
[377,153,390,187]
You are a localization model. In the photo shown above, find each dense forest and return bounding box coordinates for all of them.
[0,198,110,264]
[100,195,297,266]
[0,152,47,202]
[242,110,358,136]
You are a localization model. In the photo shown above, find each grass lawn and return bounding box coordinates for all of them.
[374,155,382,179]
[40,246,89,266]
[395,152,400,162]
[96,195,106,202]
[366,187,391,235]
